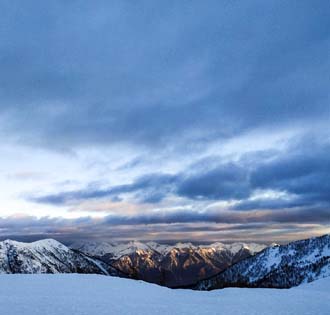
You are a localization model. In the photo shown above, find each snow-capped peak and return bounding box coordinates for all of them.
[0,239,117,276]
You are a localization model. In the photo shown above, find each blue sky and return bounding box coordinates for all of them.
[0,1,329,243]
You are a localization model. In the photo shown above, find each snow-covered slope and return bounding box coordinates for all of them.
[195,234,330,290]
[0,239,119,275]
[71,240,267,287]
[0,274,329,315]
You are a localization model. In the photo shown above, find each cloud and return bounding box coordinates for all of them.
[0,209,328,244]
[0,1,329,243]
[21,134,330,243]
[29,162,251,205]
[0,1,329,151]
[29,136,330,213]
[6,171,48,181]
[29,173,178,205]
[176,163,250,200]
[249,138,330,206]
[232,197,310,211]
[102,207,330,226]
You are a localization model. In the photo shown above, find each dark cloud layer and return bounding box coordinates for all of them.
[102,207,330,226]
[0,210,328,244]
[177,163,250,200]
[0,1,329,150]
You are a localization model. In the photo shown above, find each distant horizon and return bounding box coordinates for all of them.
[1,232,328,247]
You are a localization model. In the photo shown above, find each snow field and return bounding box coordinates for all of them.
[0,274,329,315]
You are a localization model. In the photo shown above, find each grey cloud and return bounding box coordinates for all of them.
[232,197,310,211]
[0,210,328,244]
[0,1,329,150]
[249,139,330,206]
[30,173,177,205]
[29,137,330,211]
[102,207,330,226]
[29,162,251,205]
[176,163,250,200]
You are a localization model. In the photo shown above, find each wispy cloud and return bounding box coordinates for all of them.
[28,137,330,214]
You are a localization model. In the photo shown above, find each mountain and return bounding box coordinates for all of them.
[194,234,330,290]
[0,238,265,286]
[71,240,266,287]
[2,236,330,291]
[0,239,120,276]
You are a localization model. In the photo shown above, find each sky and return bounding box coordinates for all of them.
[0,0,329,244]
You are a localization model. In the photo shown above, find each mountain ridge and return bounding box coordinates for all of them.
[1,235,329,291]
[0,238,120,276]
[71,240,267,287]
[194,234,330,290]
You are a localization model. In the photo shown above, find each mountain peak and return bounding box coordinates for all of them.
[0,238,119,276]
[195,234,330,290]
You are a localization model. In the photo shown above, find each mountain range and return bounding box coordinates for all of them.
[71,240,266,287]
[0,235,329,290]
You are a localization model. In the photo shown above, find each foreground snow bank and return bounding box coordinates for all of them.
[0,274,329,315]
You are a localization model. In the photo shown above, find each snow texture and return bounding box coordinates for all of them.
[0,274,329,315]
[0,239,116,275]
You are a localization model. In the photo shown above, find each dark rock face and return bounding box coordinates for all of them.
[194,234,330,290]
[73,241,265,287]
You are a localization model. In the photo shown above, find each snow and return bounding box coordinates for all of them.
[70,241,117,256]
[83,255,110,276]
[2,238,69,253]
[201,242,266,255]
[0,274,329,315]
[110,241,152,258]
[72,240,157,259]
[146,241,173,254]
[71,240,267,258]
[0,239,109,275]
[262,246,281,271]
